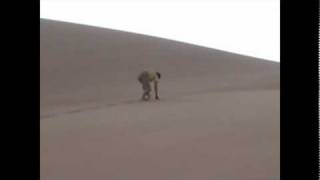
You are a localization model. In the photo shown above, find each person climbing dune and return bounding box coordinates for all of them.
[138,71,161,101]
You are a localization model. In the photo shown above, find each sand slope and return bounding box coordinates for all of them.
[40,19,279,180]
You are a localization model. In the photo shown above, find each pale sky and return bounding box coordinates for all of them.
[41,0,280,62]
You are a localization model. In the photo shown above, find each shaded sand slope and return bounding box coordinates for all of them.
[41,19,279,117]
[41,90,279,180]
[41,19,279,179]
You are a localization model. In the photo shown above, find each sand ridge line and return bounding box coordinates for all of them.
[40,93,196,120]
[40,98,165,119]
[40,88,278,120]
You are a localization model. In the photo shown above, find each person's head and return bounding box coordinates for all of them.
[156,72,161,79]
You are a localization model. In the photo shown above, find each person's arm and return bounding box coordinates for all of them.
[154,81,159,99]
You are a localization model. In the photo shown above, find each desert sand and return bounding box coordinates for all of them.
[41,19,279,180]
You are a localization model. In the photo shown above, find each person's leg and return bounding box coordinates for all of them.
[138,71,151,101]
[142,82,151,101]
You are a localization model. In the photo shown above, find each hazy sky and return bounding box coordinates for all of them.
[41,0,280,62]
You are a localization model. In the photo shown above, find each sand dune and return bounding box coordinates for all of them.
[40,19,279,180]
